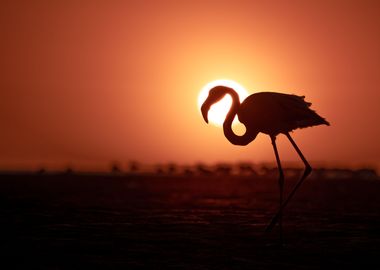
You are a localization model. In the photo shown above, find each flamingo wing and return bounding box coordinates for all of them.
[238,92,329,134]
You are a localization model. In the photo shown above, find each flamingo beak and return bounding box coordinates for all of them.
[201,100,211,124]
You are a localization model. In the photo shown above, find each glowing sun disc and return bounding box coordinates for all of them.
[198,79,249,126]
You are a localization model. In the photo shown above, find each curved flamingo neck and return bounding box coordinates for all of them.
[222,88,256,146]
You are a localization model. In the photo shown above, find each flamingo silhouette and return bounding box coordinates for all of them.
[201,86,329,241]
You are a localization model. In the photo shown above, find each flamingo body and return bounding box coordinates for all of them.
[200,86,329,243]
[238,92,329,136]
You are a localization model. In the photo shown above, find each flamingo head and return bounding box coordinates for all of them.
[201,86,232,123]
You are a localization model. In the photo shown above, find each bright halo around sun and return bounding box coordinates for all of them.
[198,79,249,126]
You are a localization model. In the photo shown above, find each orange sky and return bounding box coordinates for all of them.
[1,0,380,171]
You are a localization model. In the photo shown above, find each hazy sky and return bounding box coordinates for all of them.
[1,0,380,171]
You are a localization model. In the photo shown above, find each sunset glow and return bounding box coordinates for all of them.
[0,1,379,170]
[1,2,379,267]
[198,80,249,126]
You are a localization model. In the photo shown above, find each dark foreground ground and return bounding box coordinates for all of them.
[1,172,380,269]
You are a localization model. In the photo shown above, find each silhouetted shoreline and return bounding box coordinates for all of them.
[1,164,377,180]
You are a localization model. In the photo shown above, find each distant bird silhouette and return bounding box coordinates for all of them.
[201,86,329,242]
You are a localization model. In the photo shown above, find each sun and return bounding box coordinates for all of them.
[198,79,249,126]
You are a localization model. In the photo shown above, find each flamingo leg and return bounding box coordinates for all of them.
[270,135,284,244]
[265,132,312,233]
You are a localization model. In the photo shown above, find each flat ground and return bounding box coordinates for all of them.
[1,173,380,269]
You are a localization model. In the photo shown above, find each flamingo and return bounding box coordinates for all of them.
[201,86,329,242]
